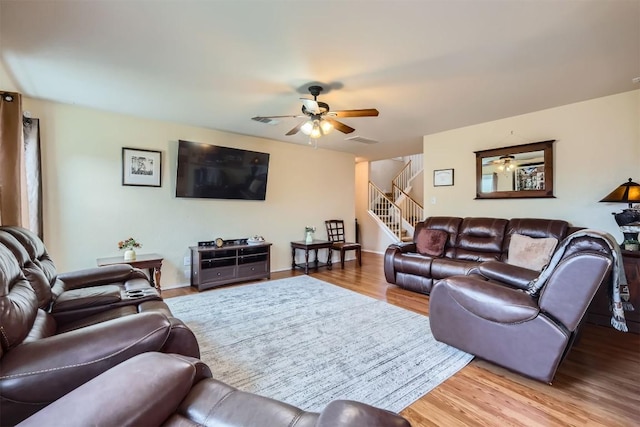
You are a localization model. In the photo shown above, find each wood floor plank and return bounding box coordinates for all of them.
[162,252,640,426]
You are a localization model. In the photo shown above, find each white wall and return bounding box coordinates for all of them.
[423,90,640,242]
[23,98,356,289]
[369,159,404,193]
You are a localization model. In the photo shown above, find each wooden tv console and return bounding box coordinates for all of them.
[190,242,271,291]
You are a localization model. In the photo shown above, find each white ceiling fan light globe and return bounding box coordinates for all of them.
[300,120,314,135]
[309,120,322,139]
[320,120,333,135]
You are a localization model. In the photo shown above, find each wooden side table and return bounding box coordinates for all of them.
[97,253,163,292]
[291,240,333,274]
[587,249,640,333]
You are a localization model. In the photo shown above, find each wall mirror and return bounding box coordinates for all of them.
[475,140,555,199]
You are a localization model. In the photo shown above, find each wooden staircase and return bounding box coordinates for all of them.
[368,155,423,242]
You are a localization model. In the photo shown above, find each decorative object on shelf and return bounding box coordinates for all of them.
[623,238,640,251]
[247,235,265,245]
[599,178,640,243]
[118,237,142,261]
[122,147,162,187]
[433,169,454,187]
[305,226,316,244]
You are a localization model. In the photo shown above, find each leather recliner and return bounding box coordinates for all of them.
[17,352,412,427]
[0,226,163,323]
[0,232,200,424]
[429,232,614,383]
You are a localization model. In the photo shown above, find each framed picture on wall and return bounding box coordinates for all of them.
[122,147,162,187]
[434,168,454,187]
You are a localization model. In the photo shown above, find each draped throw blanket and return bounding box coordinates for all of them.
[526,229,633,332]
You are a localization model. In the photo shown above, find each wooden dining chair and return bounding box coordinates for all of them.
[325,219,362,268]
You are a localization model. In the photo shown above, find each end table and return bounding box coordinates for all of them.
[97,253,163,292]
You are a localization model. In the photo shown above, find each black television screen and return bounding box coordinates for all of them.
[176,140,270,200]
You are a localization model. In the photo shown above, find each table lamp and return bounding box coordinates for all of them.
[599,178,640,246]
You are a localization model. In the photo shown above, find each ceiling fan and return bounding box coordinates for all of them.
[251,85,379,138]
[491,155,517,171]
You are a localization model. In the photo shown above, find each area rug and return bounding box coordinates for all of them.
[165,276,473,413]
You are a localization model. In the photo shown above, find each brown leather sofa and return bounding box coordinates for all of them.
[429,232,614,383]
[17,352,412,427]
[0,228,200,424]
[384,217,570,294]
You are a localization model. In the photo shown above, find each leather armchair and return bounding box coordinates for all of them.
[18,352,412,427]
[0,238,200,425]
[429,234,613,383]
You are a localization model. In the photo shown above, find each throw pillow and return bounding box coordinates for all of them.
[507,234,558,271]
[415,228,448,257]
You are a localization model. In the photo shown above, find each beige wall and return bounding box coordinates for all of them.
[423,90,640,242]
[355,162,397,254]
[23,98,356,289]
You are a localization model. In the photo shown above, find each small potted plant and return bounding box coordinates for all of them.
[118,237,142,261]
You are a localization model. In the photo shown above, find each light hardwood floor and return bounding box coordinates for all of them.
[162,252,640,426]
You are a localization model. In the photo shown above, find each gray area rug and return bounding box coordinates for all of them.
[165,276,473,413]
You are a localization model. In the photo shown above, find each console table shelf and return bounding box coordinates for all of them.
[190,243,271,291]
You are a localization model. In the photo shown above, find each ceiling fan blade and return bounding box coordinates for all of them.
[324,117,355,134]
[331,109,379,118]
[252,115,303,120]
[300,98,320,114]
[285,121,305,136]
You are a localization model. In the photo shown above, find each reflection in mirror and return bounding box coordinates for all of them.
[475,140,555,199]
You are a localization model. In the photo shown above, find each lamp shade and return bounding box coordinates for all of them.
[599,178,640,208]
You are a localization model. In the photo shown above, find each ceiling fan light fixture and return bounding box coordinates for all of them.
[309,120,322,139]
[320,120,333,135]
[300,120,314,136]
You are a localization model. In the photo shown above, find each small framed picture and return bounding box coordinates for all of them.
[122,147,162,187]
[433,168,454,187]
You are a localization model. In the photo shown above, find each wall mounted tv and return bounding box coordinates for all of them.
[176,140,270,200]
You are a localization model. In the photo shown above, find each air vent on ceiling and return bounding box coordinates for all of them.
[345,135,379,144]
[251,117,279,125]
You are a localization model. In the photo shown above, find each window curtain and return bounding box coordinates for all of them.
[0,91,42,237]
[23,116,42,237]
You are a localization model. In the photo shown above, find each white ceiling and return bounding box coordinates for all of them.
[1,0,638,161]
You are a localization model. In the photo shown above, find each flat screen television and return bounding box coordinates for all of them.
[176,140,270,200]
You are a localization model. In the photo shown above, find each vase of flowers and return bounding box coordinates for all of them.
[118,237,142,261]
[305,226,316,244]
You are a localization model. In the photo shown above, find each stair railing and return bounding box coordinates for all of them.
[392,184,424,228]
[392,154,423,194]
[368,182,403,241]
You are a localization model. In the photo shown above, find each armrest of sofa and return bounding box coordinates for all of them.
[317,400,411,427]
[387,241,417,253]
[433,275,539,324]
[56,264,148,290]
[477,260,539,290]
[384,242,417,283]
[17,353,212,427]
[0,312,173,407]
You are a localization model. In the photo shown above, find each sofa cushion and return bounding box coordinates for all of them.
[507,234,558,271]
[502,218,568,256]
[415,228,448,257]
[455,217,508,261]
[416,217,462,258]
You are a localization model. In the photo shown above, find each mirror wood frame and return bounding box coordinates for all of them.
[475,140,555,199]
